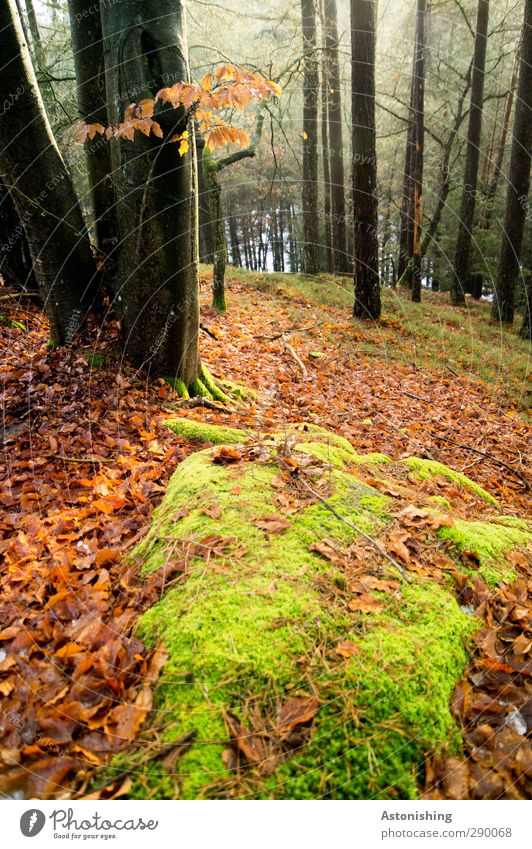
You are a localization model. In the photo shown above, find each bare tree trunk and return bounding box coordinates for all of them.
[411,0,428,303]
[324,0,347,271]
[100,0,200,384]
[67,1,117,259]
[301,0,320,273]
[351,0,380,319]
[0,178,37,291]
[492,0,531,325]
[397,39,418,281]
[451,0,490,305]
[320,0,333,273]
[480,45,520,229]
[228,201,241,267]
[0,0,97,345]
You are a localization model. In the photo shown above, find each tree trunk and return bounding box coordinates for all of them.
[351,0,380,319]
[301,0,320,274]
[67,1,117,259]
[0,0,97,345]
[451,0,490,305]
[196,136,214,263]
[480,46,520,229]
[410,0,427,303]
[491,0,531,325]
[320,2,334,273]
[0,178,37,291]
[100,0,200,384]
[324,0,347,271]
[397,39,418,282]
[520,273,532,340]
[202,147,227,312]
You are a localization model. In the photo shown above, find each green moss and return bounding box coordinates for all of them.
[403,457,499,506]
[428,496,452,510]
[199,364,232,405]
[218,379,258,402]
[164,418,245,445]
[188,377,211,399]
[122,426,529,799]
[165,377,189,398]
[439,516,531,585]
[84,351,105,368]
[351,452,392,466]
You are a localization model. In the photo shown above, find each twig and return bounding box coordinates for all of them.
[164,396,234,414]
[200,322,219,340]
[281,460,411,583]
[79,730,198,796]
[257,321,324,341]
[46,454,114,465]
[0,291,40,301]
[428,432,530,491]
[281,333,308,377]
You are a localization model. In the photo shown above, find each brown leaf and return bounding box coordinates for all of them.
[253,514,290,534]
[212,446,242,464]
[348,593,385,614]
[201,502,222,520]
[309,538,345,565]
[225,712,266,764]
[334,640,361,658]
[278,696,319,731]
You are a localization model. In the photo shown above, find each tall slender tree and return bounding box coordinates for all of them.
[99,0,201,385]
[0,0,97,345]
[351,0,380,319]
[451,0,490,305]
[320,0,333,272]
[301,0,320,274]
[492,0,531,325]
[324,0,348,271]
[410,0,428,302]
[67,1,117,257]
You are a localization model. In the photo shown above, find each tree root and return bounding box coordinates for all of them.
[165,364,243,406]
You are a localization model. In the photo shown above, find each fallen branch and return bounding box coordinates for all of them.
[281,460,411,583]
[164,396,234,414]
[257,321,324,341]
[282,333,308,377]
[200,322,219,340]
[428,431,530,492]
[46,454,114,465]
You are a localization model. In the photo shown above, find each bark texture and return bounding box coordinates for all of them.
[324,0,347,271]
[301,0,320,274]
[67,0,117,257]
[100,0,199,381]
[451,0,490,305]
[492,0,531,324]
[0,0,97,345]
[351,0,381,319]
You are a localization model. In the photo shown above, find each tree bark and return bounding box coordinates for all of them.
[202,147,227,312]
[410,0,428,303]
[301,0,320,274]
[520,273,532,339]
[480,45,520,229]
[320,0,333,273]
[351,0,380,319]
[0,0,97,345]
[67,1,118,259]
[0,178,37,291]
[324,0,347,271]
[196,135,214,264]
[492,0,531,325]
[100,0,200,383]
[451,0,490,305]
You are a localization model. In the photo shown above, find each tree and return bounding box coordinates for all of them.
[323,0,348,271]
[451,0,490,305]
[99,0,201,386]
[492,0,531,325]
[201,110,266,312]
[410,0,428,302]
[351,0,381,319]
[301,0,320,274]
[67,0,117,258]
[0,178,36,291]
[0,0,98,346]
[320,0,333,272]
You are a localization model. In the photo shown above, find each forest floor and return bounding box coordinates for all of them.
[0,267,530,799]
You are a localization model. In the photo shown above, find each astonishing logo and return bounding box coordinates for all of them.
[20,809,46,837]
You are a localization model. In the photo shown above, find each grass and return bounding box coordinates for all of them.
[219,265,531,407]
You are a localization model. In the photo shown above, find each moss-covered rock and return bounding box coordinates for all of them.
[121,421,530,799]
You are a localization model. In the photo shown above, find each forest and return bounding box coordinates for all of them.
[0,0,531,807]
